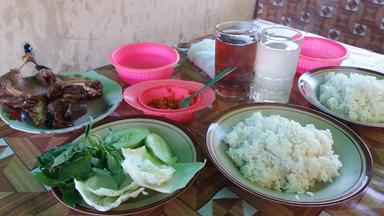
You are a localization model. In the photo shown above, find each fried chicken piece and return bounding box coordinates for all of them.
[0,69,25,108]
[47,75,103,100]
[8,69,24,89]
[46,98,87,128]
[34,69,56,87]
[23,96,47,127]
[0,93,24,109]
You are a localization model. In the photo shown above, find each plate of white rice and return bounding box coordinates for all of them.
[298,66,384,127]
[206,103,372,206]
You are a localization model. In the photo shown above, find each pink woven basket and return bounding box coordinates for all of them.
[297,36,349,74]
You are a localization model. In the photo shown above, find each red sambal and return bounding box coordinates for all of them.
[147,96,180,110]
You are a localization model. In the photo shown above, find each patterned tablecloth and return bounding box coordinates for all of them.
[1,23,384,216]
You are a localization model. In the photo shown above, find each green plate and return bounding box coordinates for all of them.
[298,66,384,128]
[0,70,122,134]
[206,103,372,206]
[52,116,200,215]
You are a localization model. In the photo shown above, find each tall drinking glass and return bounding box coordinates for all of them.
[215,21,259,101]
[250,26,303,103]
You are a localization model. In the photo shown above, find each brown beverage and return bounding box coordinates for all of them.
[215,22,258,100]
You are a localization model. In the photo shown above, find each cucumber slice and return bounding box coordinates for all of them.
[145,133,174,164]
[109,127,150,149]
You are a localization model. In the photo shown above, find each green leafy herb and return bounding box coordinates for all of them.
[32,122,124,207]
[62,186,82,207]
[106,150,125,187]
[31,171,60,187]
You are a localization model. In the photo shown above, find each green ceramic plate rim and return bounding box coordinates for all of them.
[51,115,201,215]
[206,103,373,207]
[298,66,384,128]
[0,70,122,134]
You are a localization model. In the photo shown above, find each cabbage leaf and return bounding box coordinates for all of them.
[121,146,205,193]
[74,179,144,212]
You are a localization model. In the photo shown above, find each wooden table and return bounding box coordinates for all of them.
[1,40,384,216]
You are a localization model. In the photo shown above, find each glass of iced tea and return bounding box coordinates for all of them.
[215,21,259,101]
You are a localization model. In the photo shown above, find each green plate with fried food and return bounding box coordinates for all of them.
[32,116,205,215]
[0,70,122,134]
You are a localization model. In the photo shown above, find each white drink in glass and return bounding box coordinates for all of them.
[251,39,301,103]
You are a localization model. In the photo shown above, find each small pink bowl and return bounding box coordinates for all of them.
[124,79,215,123]
[109,42,180,85]
[297,36,349,74]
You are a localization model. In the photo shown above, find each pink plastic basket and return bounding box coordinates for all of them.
[109,42,179,85]
[297,36,349,74]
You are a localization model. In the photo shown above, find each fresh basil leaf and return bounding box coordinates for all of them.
[106,152,124,187]
[32,171,60,187]
[37,142,78,169]
[104,127,119,145]
[92,167,111,176]
[106,153,117,171]
[62,186,82,207]
[37,154,54,168]
[59,154,92,181]
[51,153,67,168]
[112,171,125,188]
[95,156,107,169]
[52,142,74,154]
[109,150,123,162]
[89,135,102,147]
[39,167,59,180]
[51,145,76,168]
[84,123,91,138]
[91,156,100,166]
[38,149,60,168]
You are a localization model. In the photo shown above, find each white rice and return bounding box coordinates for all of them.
[319,72,384,123]
[224,112,342,194]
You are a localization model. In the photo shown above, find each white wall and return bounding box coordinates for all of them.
[0,0,255,75]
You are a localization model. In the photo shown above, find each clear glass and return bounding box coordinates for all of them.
[215,21,259,101]
[250,26,303,103]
